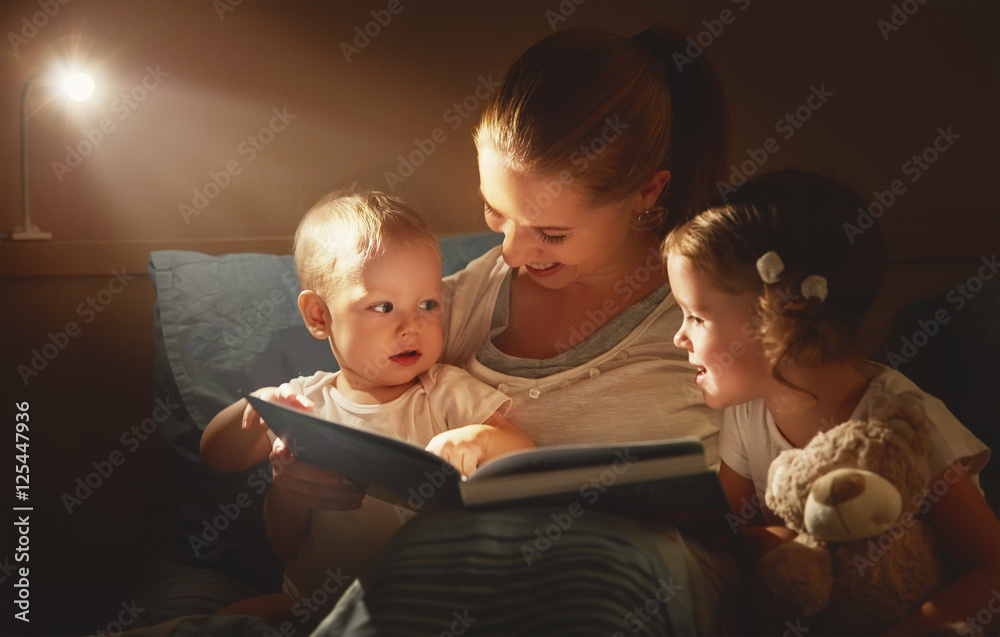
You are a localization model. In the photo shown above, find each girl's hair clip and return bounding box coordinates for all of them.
[756,251,785,284]
[801,275,829,302]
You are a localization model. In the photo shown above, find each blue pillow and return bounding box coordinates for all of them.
[149,232,501,430]
[146,232,502,582]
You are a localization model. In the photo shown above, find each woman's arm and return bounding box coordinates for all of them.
[263,437,366,562]
[883,464,1000,636]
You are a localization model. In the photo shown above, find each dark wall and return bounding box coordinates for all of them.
[0,2,997,635]
[0,1,996,247]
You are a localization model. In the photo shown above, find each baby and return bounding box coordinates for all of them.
[200,190,534,625]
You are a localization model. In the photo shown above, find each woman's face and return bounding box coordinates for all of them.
[477,146,643,290]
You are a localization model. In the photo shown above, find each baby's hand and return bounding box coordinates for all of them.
[243,384,314,430]
[425,425,492,476]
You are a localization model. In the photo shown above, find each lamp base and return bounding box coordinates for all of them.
[11,224,52,241]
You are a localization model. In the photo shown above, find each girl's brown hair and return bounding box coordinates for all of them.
[664,169,886,390]
[475,24,729,239]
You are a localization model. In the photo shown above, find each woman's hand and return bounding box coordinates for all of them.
[268,436,366,511]
[263,436,366,562]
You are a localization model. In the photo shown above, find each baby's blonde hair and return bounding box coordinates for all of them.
[664,169,886,393]
[293,191,440,298]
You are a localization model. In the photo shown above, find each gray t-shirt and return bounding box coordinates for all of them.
[442,246,721,456]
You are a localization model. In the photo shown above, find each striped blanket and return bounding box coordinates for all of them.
[314,508,744,636]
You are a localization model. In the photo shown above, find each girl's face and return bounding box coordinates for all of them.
[477,146,642,290]
[667,254,769,410]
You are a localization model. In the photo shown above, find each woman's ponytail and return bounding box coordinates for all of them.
[634,25,730,229]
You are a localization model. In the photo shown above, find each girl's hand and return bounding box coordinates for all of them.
[268,436,365,511]
[243,384,315,430]
[425,425,492,477]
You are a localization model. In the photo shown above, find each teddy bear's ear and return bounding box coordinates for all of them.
[766,450,810,532]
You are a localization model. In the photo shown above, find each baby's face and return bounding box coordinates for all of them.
[326,243,444,392]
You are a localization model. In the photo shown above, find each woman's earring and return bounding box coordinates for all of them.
[637,210,650,224]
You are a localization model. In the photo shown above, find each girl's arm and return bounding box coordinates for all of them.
[718,461,797,564]
[883,463,1000,636]
[424,410,535,476]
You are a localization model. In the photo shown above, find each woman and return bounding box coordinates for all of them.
[275,24,737,635]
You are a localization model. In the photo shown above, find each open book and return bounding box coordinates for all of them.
[247,396,729,526]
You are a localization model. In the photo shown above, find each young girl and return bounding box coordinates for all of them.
[664,168,998,635]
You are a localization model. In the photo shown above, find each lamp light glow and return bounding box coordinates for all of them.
[64,72,95,102]
[10,68,96,241]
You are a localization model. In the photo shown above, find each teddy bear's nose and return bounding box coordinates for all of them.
[804,468,903,542]
[814,472,866,506]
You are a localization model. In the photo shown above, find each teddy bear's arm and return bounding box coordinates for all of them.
[752,534,833,618]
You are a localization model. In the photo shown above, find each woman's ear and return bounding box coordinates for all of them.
[636,169,671,211]
[298,290,332,340]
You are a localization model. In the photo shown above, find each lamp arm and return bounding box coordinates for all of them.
[14,71,51,241]
[20,72,41,231]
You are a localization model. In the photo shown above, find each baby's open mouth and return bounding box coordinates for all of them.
[389,349,421,365]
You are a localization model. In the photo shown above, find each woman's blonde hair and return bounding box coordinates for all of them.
[664,169,886,391]
[293,190,440,297]
[474,24,729,239]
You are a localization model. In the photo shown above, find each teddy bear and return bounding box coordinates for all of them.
[750,390,956,635]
